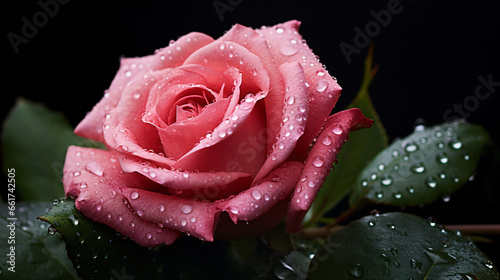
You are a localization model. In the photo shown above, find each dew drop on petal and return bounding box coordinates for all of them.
[280,45,299,56]
[251,189,262,200]
[130,191,139,200]
[181,205,193,214]
[322,136,332,146]
[312,156,324,167]
[85,162,104,177]
[332,124,343,135]
[315,80,328,93]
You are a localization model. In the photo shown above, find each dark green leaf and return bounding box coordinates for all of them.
[38,198,285,280]
[1,99,103,201]
[349,121,490,207]
[307,212,500,279]
[0,201,78,280]
[308,45,387,225]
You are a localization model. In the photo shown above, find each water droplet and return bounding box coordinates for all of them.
[48,226,57,235]
[377,164,385,171]
[375,191,384,199]
[230,206,239,214]
[442,195,451,203]
[190,217,197,223]
[348,263,364,278]
[125,70,132,77]
[315,80,328,92]
[219,42,225,50]
[85,162,104,177]
[392,150,400,158]
[130,191,139,200]
[332,124,343,135]
[393,191,402,199]
[381,175,393,186]
[449,138,463,149]
[361,179,368,187]
[181,205,193,215]
[436,152,449,164]
[370,173,378,181]
[280,45,298,56]
[406,185,415,194]
[412,117,425,130]
[181,218,187,227]
[404,142,419,153]
[368,219,376,227]
[411,162,426,173]
[425,176,437,188]
[69,215,79,226]
[251,189,262,200]
[427,216,437,227]
[275,27,284,33]
[312,156,324,167]
[307,180,315,188]
[322,136,332,146]
[483,261,494,269]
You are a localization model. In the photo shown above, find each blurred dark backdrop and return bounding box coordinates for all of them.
[3,0,500,265]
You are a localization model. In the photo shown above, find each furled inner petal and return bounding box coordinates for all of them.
[220,161,303,223]
[74,32,214,144]
[172,92,267,177]
[286,108,373,232]
[62,146,181,247]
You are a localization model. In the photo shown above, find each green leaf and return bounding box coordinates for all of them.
[1,99,103,201]
[37,198,285,280]
[0,201,78,280]
[307,45,388,225]
[349,120,490,207]
[307,212,500,279]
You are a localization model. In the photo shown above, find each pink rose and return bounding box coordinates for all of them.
[63,20,372,246]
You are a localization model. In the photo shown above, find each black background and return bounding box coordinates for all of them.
[4,0,500,267]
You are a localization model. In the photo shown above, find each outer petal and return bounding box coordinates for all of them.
[119,153,253,201]
[253,62,309,183]
[257,20,342,160]
[286,109,373,232]
[62,146,180,246]
[220,161,303,223]
[121,188,221,242]
[75,32,214,143]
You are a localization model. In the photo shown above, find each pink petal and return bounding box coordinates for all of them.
[256,20,342,160]
[75,32,214,143]
[154,85,230,159]
[219,24,287,154]
[173,91,267,177]
[183,40,270,100]
[121,188,221,242]
[119,154,253,200]
[63,146,180,246]
[220,161,303,223]
[253,62,309,183]
[286,108,373,232]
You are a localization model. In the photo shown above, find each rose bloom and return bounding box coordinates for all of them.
[63,20,372,246]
